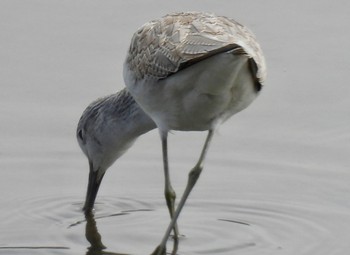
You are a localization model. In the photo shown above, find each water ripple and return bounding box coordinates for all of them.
[1,195,349,254]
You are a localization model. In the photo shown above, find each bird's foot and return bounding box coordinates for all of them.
[150,245,166,255]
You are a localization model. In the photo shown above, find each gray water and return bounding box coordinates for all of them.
[1,0,350,254]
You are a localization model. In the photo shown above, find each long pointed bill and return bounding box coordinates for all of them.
[83,163,105,215]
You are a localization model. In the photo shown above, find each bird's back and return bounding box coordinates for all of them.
[125,12,266,85]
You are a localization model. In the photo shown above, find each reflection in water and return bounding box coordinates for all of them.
[150,237,179,255]
[85,214,106,254]
[85,214,130,255]
[84,214,179,255]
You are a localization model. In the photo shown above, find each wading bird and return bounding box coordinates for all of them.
[77,11,266,255]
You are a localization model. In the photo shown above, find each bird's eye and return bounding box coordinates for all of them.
[78,129,84,141]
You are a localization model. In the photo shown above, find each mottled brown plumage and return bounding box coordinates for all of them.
[125,12,266,84]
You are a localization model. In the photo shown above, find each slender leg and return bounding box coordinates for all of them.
[152,130,214,255]
[160,131,179,239]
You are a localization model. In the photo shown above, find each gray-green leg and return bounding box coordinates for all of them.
[161,131,180,239]
[152,130,214,255]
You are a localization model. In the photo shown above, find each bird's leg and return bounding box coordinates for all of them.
[160,131,179,240]
[152,130,214,255]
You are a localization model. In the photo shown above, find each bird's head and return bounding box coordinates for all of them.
[77,114,136,216]
[76,91,155,215]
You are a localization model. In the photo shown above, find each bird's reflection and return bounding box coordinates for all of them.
[84,213,179,255]
[85,214,107,255]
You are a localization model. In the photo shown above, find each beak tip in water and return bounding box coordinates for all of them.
[83,167,105,216]
[82,204,93,216]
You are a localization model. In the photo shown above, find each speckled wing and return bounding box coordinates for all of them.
[125,12,266,85]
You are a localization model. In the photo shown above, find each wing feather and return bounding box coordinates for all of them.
[125,12,266,85]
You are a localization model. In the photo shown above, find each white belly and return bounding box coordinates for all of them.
[124,51,259,132]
